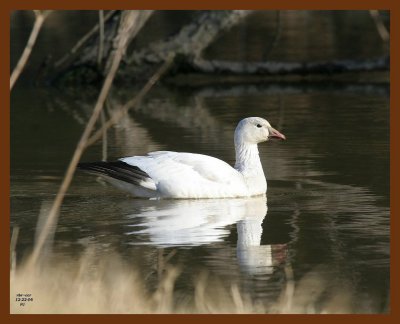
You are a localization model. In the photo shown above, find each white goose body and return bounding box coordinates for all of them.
[79,117,285,199]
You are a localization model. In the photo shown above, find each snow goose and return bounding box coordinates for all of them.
[78,117,285,198]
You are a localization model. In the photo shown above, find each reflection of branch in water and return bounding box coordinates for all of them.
[130,97,228,152]
[273,177,390,289]
[48,79,388,163]
[85,55,174,147]
[91,86,234,158]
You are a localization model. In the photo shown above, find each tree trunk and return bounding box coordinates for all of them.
[51,10,389,85]
[52,10,253,83]
[126,10,253,65]
[187,56,390,75]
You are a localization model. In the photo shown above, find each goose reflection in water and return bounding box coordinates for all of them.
[125,196,287,275]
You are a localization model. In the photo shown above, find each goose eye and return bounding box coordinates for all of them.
[256,124,262,128]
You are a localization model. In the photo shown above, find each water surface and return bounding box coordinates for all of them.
[10,10,390,313]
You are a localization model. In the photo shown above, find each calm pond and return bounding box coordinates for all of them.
[10,11,390,313]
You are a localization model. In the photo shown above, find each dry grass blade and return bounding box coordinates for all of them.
[230,284,245,313]
[11,247,360,314]
[10,226,20,275]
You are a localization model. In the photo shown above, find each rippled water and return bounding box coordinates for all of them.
[10,83,390,312]
[10,11,390,313]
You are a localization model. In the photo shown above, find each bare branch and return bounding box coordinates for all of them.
[188,56,389,75]
[369,10,389,43]
[127,10,253,65]
[97,10,105,67]
[28,11,151,266]
[53,10,117,68]
[10,11,51,90]
[86,55,174,147]
[105,10,153,73]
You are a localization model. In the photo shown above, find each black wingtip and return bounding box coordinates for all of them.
[77,161,152,186]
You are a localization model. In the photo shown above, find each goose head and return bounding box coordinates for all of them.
[234,117,286,145]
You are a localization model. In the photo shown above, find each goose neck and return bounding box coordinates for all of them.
[234,141,261,172]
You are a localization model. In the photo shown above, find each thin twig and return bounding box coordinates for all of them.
[369,10,390,43]
[100,109,108,161]
[28,11,140,266]
[85,55,174,147]
[10,11,50,90]
[53,10,116,68]
[97,10,105,67]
